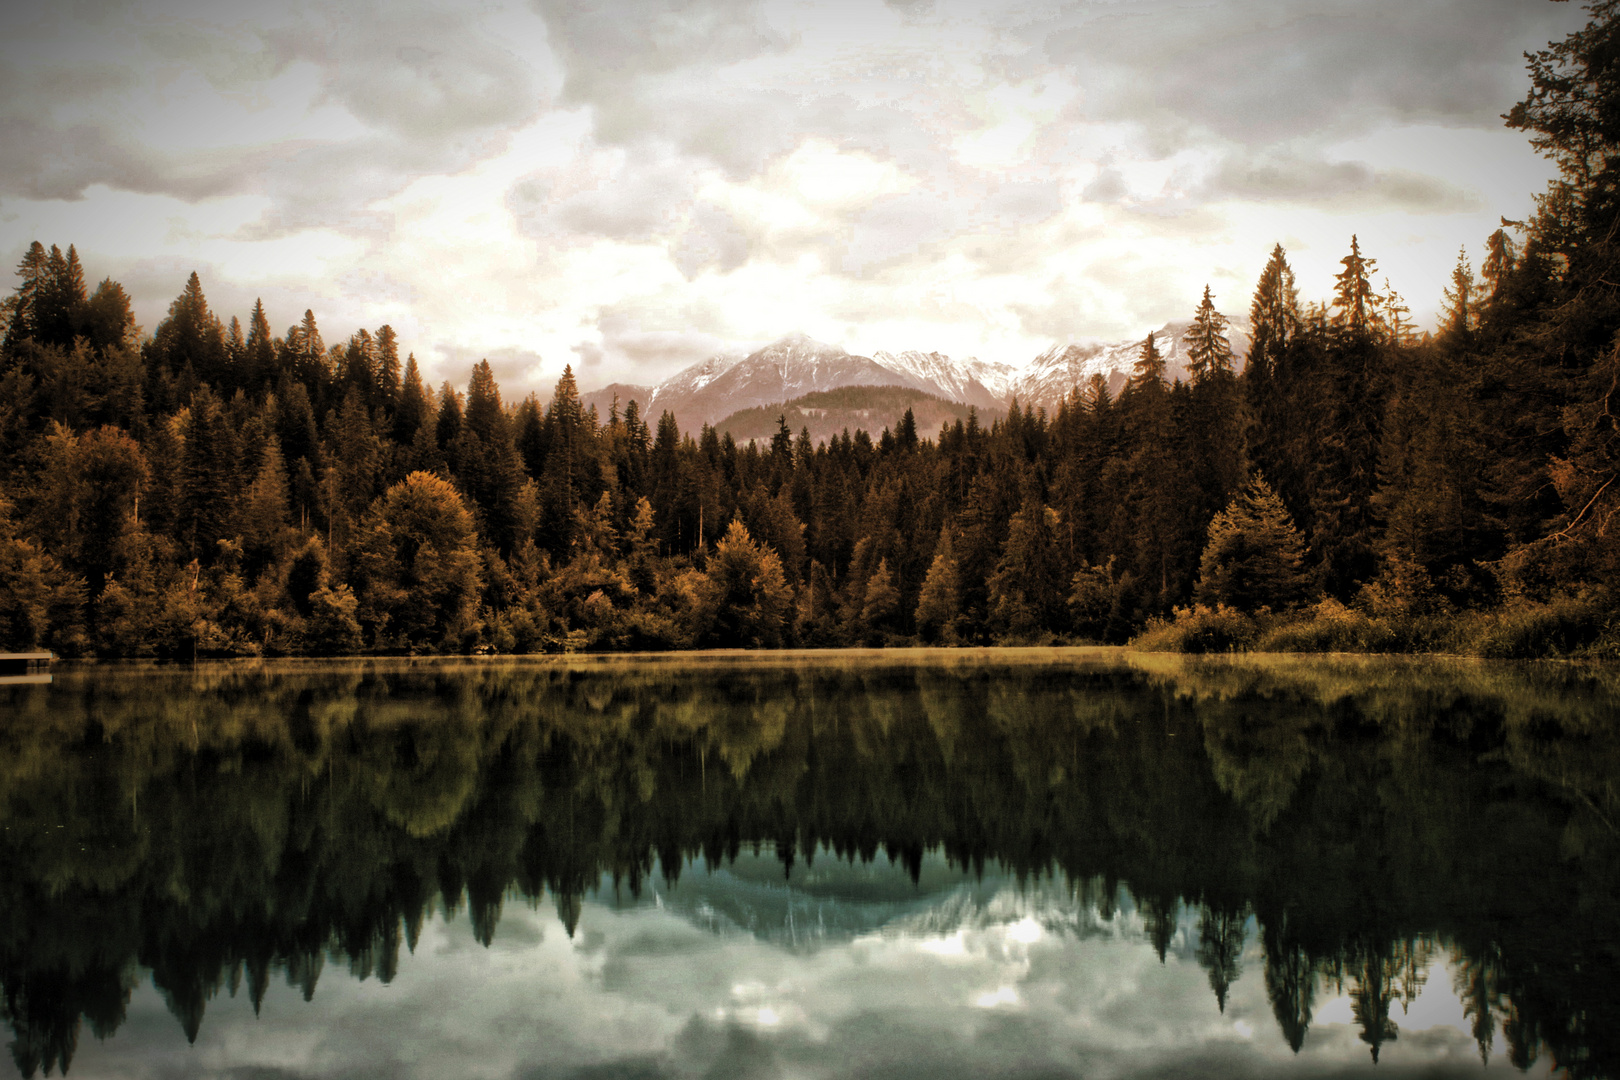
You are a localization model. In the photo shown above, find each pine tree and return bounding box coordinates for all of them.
[245,299,275,388]
[375,325,401,408]
[1440,246,1476,343]
[435,382,464,462]
[342,329,378,404]
[860,556,901,636]
[1248,245,1299,380]
[986,499,1066,639]
[152,272,226,386]
[539,365,602,554]
[1194,477,1314,612]
[37,244,88,347]
[393,354,431,447]
[1245,246,1302,514]
[323,385,384,548]
[1480,228,1519,307]
[914,527,961,643]
[292,309,325,395]
[1333,235,1381,338]
[83,278,136,355]
[1186,285,1234,384]
[238,439,291,575]
[459,359,528,552]
[1130,330,1167,391]
[6,241,48,347]
[179,387,240,560]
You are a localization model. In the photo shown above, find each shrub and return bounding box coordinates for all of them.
[1461,598,1611,659]
[1134,604,1259,653]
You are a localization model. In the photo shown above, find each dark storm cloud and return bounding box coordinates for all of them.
[258,4,541,140]
[0,0,544,230]
[1039,0,1581,144]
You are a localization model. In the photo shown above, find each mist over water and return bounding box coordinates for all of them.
[2,650,1616,1078]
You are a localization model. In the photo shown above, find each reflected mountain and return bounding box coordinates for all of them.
[1,651,1617,1078]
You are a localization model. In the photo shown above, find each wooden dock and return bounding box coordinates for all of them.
[0,651,53,684]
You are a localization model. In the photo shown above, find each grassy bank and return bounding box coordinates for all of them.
[1131,598,1620,660]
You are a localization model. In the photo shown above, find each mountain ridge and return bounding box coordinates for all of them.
[581,323,1253,435]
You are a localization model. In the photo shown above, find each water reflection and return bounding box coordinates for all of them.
[1,650,1617,1078]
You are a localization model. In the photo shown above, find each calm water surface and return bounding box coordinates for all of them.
[2,649,1617,1079]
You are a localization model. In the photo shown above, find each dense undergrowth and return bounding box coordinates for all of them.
[1131,597,1620,660]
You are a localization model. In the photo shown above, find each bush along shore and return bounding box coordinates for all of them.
[6,7,1620,661]
[1132,598,1620,660]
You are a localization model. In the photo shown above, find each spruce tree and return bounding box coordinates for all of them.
[7,241,48,348]
[83,278,136,355]
[1333,235,1381,338]
[179,386,240,560]
[1245,245,1302,519]
[460,360,527,552]
[393,354,431,447]
[375,325,401,408]
[1440,247,1477,343]
[1194,477,1314,612]
[152,272,226,387]
[914,527,961,643]
[1480,228,1518,307]
[292,309,325,396]
[1130,331,1166,391]
[245,299,275,388]
[1186,285,1234,384]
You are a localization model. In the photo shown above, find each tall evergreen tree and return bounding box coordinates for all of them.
[1130,330,1166,391]
[1245,245,1303,518]
[151,272,226,387]
[245,299,275,388]
[6,241,48,348]
[375,325,401,408]
[1186,285,1234,384]
[1440,247,1477,343]
[392,354,431,448]
[1333,235,1381,338]
[178,386,240,560]
[458,360,528,553]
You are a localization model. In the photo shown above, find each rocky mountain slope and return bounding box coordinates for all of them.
[578,323,1251,436]
[1009,320,1253,414]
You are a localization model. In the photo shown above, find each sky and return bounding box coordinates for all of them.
[63,865,1523,1080]
[0,0,1590,397]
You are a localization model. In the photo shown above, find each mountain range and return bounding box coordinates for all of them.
[581,322,1251,439]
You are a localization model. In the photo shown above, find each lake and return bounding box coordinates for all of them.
[1,649,1617,1079]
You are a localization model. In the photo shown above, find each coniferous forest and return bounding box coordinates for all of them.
[5,7,1620,659]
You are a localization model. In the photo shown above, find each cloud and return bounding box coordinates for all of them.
[1037,0,1585,145]
[573,305,743,385]
[0,0,551,232]
[0,0,1584,386]
[1205,154,1485,213]
[673,201,752,277]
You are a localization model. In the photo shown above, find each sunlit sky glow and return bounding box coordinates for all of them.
[0,0,1588,396]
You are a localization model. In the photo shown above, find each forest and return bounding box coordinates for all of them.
[3,5,1620,658]
[2,657,1617,1075]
